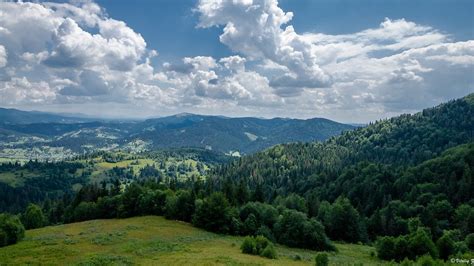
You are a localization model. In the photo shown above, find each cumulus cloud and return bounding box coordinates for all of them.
[196,0,332,94]
[0,0,154,106]
[0,0,473,122]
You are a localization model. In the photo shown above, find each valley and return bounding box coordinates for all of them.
[0,94,473,265]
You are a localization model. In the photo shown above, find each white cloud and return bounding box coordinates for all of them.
[196,0,332,94]
[0,1,155,106]
[219,55,246,72]
[0,77,56,105]
[0,0,472,122]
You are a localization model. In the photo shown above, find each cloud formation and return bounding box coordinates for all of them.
[0,0,473,122]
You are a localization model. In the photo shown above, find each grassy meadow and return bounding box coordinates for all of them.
[0,216,390,265]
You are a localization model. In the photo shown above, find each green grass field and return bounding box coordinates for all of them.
[0,216,392,265]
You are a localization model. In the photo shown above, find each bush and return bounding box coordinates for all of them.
[314,252,329,266]
[240,235,277,259]
[376,228,438,262]
[241,236,257,255]
[260,244,277,259]
[416,255,440,266]
[0,213,25,247]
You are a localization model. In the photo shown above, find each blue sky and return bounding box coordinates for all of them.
[0,0,473,122]
[95,0,474,62]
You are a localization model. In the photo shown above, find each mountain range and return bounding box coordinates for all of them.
[0,108,354,159]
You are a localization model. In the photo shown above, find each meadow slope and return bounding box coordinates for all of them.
[0,216,388,265]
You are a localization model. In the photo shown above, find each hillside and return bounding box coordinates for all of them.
[0,111,354,160]
[0,216,385,265]
[0,149,224,213]
[212,93,474,242]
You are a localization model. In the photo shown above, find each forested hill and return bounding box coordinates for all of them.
[212,93,474,242]
[329,93,474,165]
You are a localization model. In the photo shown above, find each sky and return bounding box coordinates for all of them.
[0,0,473,123]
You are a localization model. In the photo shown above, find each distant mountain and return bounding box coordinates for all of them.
[133,114,354,154]
[0,107,96,125]
[0,109,355,159]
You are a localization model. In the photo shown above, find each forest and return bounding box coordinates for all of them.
[0,94,473,264]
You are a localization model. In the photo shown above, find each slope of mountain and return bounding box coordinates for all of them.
[133,114,354,154]
[212,93,474,241]
[0,111,355,159]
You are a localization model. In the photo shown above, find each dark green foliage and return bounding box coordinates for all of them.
[274,209,335,251]
[314,252,329,266]
[260,244,277,259]
[466,233,474,250]
[192,192,233,233]
[0,161,86,213]
[454,204,474,236]
[212,94,474,261]
[318,197,365,243]
[416,255,441,266]
[165,190,195,222]
[0,213,25,247]
[241,236,257,254]
[71,202,99,222]
[376,227,438,261]
[274,193,308,213]
[436,230,456,261]
[119,183,143,217]
[240,235,276,259]
[22,204,46,229]
[137,189,167,216]
[408,228,438,259]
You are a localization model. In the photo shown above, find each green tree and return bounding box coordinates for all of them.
[436,230,456,261]
[192,192,233,233]
[0,214,25,247]
[22,204,46,229]
[274,209,335,251]
[407,228,438,260]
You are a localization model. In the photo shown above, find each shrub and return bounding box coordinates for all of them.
[314,252,329,266]
[0,213,25,247]
[260,244,277,259]
[255,225,275,242]
[255,235,270,252]
[240,235,277,259]
[241,236,257,255]
[416,255,440,266]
